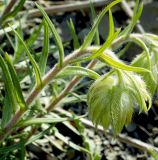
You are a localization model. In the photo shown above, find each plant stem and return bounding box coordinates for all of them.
[46,59,97,112]
[19,0,113,18]
[26,48,83,106]
[0,109,24,141]
[0,48,95,141]
[1,0,17,17]
[0,34,143,141]
[25,59,97,141]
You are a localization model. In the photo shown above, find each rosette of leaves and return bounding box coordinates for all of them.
[87,70,151,135]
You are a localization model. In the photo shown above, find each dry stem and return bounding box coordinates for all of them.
[1,0,17,17]
[55,107,158,153]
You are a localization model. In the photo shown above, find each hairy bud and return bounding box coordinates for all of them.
[87,70,151,135]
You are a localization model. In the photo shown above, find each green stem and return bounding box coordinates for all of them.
[0,33,148,141]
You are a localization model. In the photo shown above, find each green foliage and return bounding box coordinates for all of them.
[36,2,64,67]
[67,18,80,49]
[148,148,158,160]
[120,0,143,36]
[4,53,27,110]
[0,0,158,159]
[81,0,122,50]
[55,66,100,80]
[0,54,17,128]
[39,19,49,75]
[10,25,42,86]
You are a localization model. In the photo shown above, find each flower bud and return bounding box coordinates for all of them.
[87,70,151,135]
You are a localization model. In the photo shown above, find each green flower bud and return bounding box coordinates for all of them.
[87,70,151,135]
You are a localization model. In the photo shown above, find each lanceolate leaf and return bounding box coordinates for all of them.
[0,55,17,127]
[70,29,121,64]
[81,0,122,50]
[130,36,151,69]
[90,0,100,45]
[55,66,100,80]
[108,9,115,37]
[36,3,64,67]
[10,25,42,86]
[27,21,43,47]
[1,93,13,128]
[5,53,27,110]
[135,1,143,22]
[39,19,49,75]
[20,115,86,127]
[20,117,68,126]
[99,52,150,73]
[90,28,121,59]
[120,0,143,36]
[67,19,80,49]
[13,25,24,63]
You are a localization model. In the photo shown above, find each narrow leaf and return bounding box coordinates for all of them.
[13,24,24,63]
[67,18,80,49]
[5,53,27,110]
[0,55,17,127]
[131,36,151,70]
[1,94,13,128]
[90,28,121,59]
[10,25,42,86]
[26,21,43,47]
[81,0,122,50]
[20,115,85,127]
[108,9,115,37]
[90,0,100,45]
[99,52,150,73]
[26,125,54,145]
[39,19,49,75]
[120,0,143,36]
[20,117,68,126]
[36,3,64,67]
[55,66,100,79]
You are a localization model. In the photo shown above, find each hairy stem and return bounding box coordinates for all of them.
[0,48,83,141]
[26,48,83,106]
[0,109,24,140]
[0,47,98,141]
[46,59,97,112]
[0,34,143,141]
[25,59,97,140]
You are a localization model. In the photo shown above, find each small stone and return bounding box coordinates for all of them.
[152,127,158,135]
[154,137,158,147]
[103,140,109,146]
